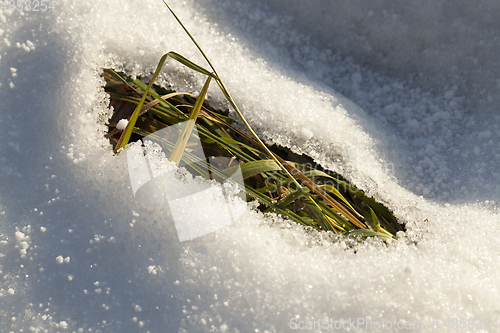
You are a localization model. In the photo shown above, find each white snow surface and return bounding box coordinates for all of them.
[1,0,500,332]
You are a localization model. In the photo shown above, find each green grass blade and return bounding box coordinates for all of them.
[170,76,212,165]
[103,68,131,85]
[162,0,304,191]
[302,197,339,232]
[318,184,363,218]
[315,200,355,231]
[115,53,169,151]
[140,92,195,116]
[363,206,395,238]
[114,52,216,152]
[168,52,217,78]
[224,160,280,179]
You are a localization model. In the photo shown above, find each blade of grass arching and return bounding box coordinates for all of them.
[223,160,281,180]
[114,51,217,152]
[170,76,212,165]
[163,1,305,192]
[169,52,217,78]
[129,79,245,157]
[114,53,170,152]
[162,1,215,74]
[139,92,196,117]
[131,79,191,118]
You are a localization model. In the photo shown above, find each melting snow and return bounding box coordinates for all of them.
[0,0,500,332]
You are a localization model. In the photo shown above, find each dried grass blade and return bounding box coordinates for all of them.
[273,155,368,229]
[139,92,195,117]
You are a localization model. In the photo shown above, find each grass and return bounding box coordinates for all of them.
[102,1,404,241]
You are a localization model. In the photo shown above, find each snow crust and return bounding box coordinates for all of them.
[1,0,500,332]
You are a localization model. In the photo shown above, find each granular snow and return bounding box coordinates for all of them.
[0,1,499,332]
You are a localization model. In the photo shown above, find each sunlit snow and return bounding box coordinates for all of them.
[1,0,500,332]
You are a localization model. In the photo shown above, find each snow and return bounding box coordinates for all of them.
[115,119,128,131]
[1,0,500,332]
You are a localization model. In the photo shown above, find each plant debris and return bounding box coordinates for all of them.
[102,69,405,240]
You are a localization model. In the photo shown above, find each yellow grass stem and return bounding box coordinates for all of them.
[169,76,212,165]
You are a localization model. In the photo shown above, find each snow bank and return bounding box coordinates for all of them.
[0,0,499,332]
